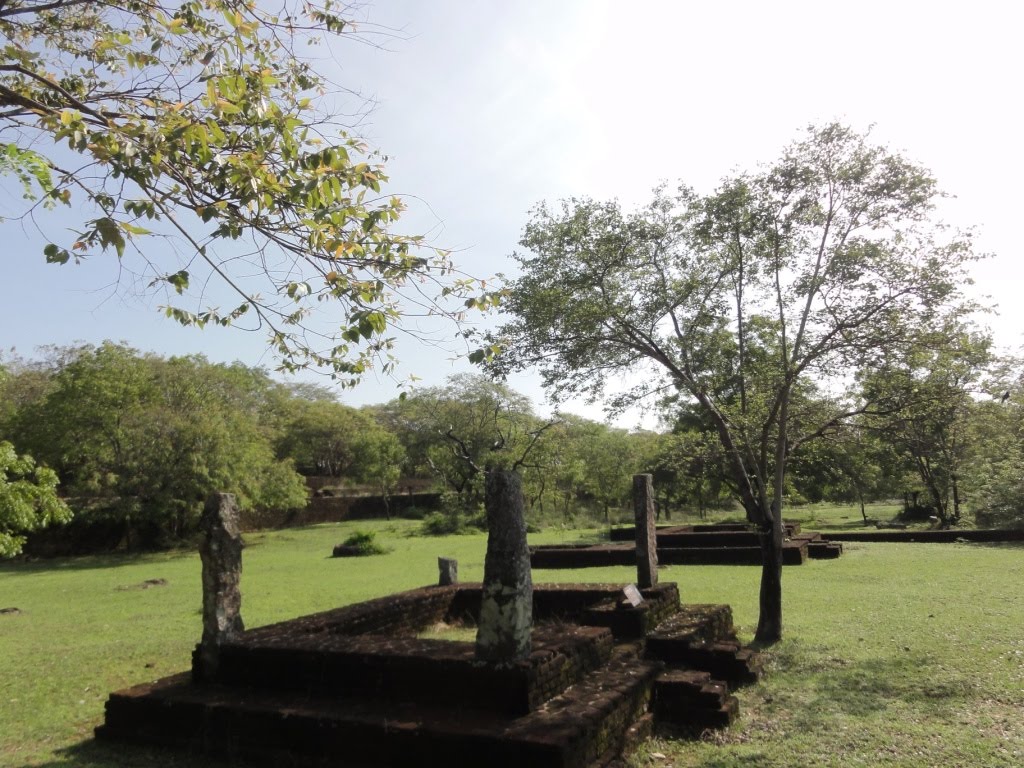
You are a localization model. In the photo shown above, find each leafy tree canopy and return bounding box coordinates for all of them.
[0,1,494,381]
[0,440,70,557]
[7,342,307,543]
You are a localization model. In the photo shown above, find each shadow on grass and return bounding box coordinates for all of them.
[23,738,219,768]
[767,644,976,726]
[964,540,1024,550]
[0,548,199,576]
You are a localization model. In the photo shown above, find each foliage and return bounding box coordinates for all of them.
[495,123,984,641]
[338,529,388,555]
[862,329,991,525]
[274,398,404,497]
[646,425,732,519]
[0,440,71,556]
[0,1,495,380]
[966,362,1024,527]
[375,374,539,510]
[6,342,307,545]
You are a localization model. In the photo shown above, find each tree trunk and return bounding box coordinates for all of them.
[951,473,961,525]
[754,502,784,645]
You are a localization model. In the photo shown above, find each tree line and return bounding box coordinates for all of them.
[2,340,1021,557]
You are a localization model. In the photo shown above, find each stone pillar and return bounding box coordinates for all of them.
[196,492,244,678]
[633,474,658,588]
[475,470,533,663]
[438,557,459,585]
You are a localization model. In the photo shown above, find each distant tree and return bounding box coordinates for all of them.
[863,330,990,526]
[354,423,405,518]
[0,1,494,380]
[8,343,306,545]
[0,441,70,557]
[648,428,730,519]
[966,365,1024,527]
[572,422,637,522]
[276,399,373,478]
[274,397,405,513]
[377,374,537,512]
[494,124,983,643]
[0,354,54,439]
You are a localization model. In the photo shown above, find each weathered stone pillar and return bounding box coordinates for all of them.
[196,492,244,678]
[475,470,533,663]
[438,557,459,585]
[633,474,658,588]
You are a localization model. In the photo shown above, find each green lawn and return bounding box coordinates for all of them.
[1,519,1022,767]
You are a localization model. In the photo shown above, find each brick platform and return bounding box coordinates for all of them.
[96,583,760,767]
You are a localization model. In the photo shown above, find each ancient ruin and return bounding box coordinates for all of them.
[533,521,844,570]
[195,492,244,678]
[633,473,659,588]
[476,469,533,663]
[96,481,765,767]
[96,581,761,767]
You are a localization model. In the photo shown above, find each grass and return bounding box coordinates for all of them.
[1,518,1022,767]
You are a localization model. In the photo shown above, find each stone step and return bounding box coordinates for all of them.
[657,698,740,731]
[207,624,614,717]
[645,608,762,688]
[579,594,679,640]
[646,604,736,647]
[97,656,662,768]
[651,669,740,731]
[807,540,844,559]
[645,640,762,687]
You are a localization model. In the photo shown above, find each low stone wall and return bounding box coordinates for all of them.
[531,542,808,568]
[823,528,1024,543]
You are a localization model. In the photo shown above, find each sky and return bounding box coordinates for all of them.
[2,0,1022,426]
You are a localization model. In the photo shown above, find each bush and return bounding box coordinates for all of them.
[338,529,388,556]
[420,512,464,536]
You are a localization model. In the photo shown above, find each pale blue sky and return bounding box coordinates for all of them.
[2,0,1021,424]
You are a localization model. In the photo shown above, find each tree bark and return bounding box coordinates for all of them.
[754,502,784,645]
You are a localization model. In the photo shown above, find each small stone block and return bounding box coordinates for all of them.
[438,557,458,585]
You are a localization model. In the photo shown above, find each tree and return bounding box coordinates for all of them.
[7,343,307,545]
[276,399,375,478]
[274,397,405,514]
[863,330,991,526]
[0,1,493,380]
[494,124,981,643]
[966,364,1024,528]
[648,427,730,520]
[376,374,537,512]
[0,441,70,557]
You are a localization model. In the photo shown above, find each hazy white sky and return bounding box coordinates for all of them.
[2,1,1021,425]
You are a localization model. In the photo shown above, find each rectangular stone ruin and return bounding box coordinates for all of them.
[95,580,763,768]
[541,519,841,569]
[96,478,766,767]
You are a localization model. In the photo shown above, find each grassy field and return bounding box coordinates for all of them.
[1,517,1022,768]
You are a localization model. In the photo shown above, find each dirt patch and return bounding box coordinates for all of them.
[0,607,22,615]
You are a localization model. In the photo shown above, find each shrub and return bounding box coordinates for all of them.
[338,529,388,556]
[420,512,464,536]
